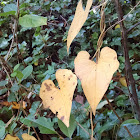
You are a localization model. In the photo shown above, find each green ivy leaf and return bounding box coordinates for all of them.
[19,15,47,27]
[29,101,40,115]
[8,92,16,102]
[21,65,33,82]
[16,71,24,80]
[121,119,139,127]
[0,88,7,95]
[0,80,7,86]
[58,114,77,138]
[0,120,5,139]
[11,83,20,93]
[3,4,17,12]
[0,38,9,49]
[118,125,140,139]
[21,115,57,134]
[14,64,20,71]
[0,11,16,16]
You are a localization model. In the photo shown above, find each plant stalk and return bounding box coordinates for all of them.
[114,0,140,121]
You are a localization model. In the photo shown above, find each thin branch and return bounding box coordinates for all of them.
[105,1,140,33]
[127,21,140,33]
[104,95,133,137]
[114,0,140,121]
[5,21,16,61]
[76,121,91,137]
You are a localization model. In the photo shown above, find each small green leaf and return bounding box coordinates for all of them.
[0,88,7,95]
[16,71,24,80]
[8,92,16,102]
[11,72,17,77]
[58,114,76,138]
[29,101,40,115]
[21,115,57,134]
[21,65,33,82]
[0,80,7,86]
[19,15,47,27]
[0,38,9,49]
[3,4,17,12]
[36,117,57,134]
[8,122,17,134]
[0,11,16,16]
[14,64,20,71]
[11,83,20,92]
[121,119,139,127]
[0,120,5,139]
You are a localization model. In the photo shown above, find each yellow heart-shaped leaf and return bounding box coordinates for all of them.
[4,134,19,140]
[67,0,93,53]
[22,133,37,140]
[74,47,119,115]
[39,69,77,127]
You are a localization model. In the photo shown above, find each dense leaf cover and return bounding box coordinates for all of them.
[0,0,140,139]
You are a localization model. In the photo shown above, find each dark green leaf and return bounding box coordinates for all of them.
[8,92,16,102]
[21,115,57,134]
[58,114,77,138]
[14,64,20,71]
[0,11,16,16]
[11,83,20,92]
[29,101,40,115]
[121,119,139,127]
[118,125,140,139]
[0,80,7,86]
[0,88,7,95]
[21,65,33,82]
[3,4,17,12]
[0,120,5,139]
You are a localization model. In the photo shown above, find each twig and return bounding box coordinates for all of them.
[105,1,140,34]
[60,15,68,27]
[5,115,15,128]
[0,56,19,101]
[16,0,27,67]
[5,20,16,61]
[104,95,133,137]
[32,127,41,140]
[76,121,90,137]
[22,109,41,140]
[114,0,140,121]
[127,21,140,33]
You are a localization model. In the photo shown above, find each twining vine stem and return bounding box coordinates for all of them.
[114,0,140,121]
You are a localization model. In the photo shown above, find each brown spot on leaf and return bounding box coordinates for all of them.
[44,83,51,91]
[68,78,70,80]
[60,116,64,121]
[43,90,45,92]
[51,96,54,100]
[114,57,116,60]
[50,84,52,86]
